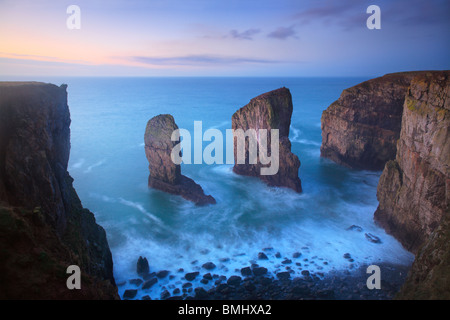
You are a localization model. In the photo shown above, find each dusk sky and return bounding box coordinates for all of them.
[0,0,449,77]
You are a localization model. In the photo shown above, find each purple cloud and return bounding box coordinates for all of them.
[130,55,279,66]
[229,29,261,40]
[293,0,449,29]
[267,26,297,40]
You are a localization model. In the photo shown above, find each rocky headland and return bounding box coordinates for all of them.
[232,88,302,192]
[375,71,449,253]
[0,82,118,299]
[144,114,215,205]
[321,72,426,170]
[321,71,450,299]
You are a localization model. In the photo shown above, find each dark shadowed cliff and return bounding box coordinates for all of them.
[0,82,118,299]
[396,214,450,300]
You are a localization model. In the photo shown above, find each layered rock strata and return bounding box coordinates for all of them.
[321,72,425,170]
[0,82,118,299]
[231,88,302,192]
[144,114,215,205]
[374,71,450,253]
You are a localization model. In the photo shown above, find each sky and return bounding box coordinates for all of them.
[0,0,449,77]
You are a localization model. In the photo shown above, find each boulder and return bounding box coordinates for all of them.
[202,262,216,270]
[365,233,381,244]
[137,256,150,275]
[346,225,363,232]
[276,271,291,280]
[203,273,213,280]
[257,252,269,260]
[241,267,253,277]
[185,271,200,281]
[123,289,138,300]
[252,267,268,276]
[227,276,242,286]
[142,278,158,290]
[194,287,209,299]
[129,279,143,286]
[156,270,169,278]
[161,290,170,300]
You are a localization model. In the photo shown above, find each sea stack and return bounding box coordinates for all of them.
[232,87,302,192]
[374,71,450,253]
[320,72,425,170]
[144,114,215,205]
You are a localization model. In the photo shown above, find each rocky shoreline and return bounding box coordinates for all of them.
[120,259,410,300]
[119,244,411,301]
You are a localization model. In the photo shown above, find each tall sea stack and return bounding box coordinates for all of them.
[232,88,302,192]
[144,114,215,205]
[0,82,118,299]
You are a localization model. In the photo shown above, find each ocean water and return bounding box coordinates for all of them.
[32,77,417,299]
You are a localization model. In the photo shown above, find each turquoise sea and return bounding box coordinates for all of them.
[15,77,416,299]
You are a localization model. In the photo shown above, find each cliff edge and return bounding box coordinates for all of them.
[321,72,425,170]
[374,71,449,253]
[0,82,118,299]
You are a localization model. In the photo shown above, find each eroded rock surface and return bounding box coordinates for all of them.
[374,71,450,253]
[396,215,450,300]
[144,114,215,205]
[321,72,425,170]
[232,88,302,192]
[0,82,118,299]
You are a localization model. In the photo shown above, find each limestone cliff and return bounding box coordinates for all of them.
[321,72,425,170]
[232,88,302,192]
[374,71,450,253]
[144,114,215,205]
[0,82,118,299]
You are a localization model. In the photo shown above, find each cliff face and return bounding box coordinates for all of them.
[374,71,450,253]
[0,82,118,299]
[321,72,424,170]
[145,114,216,205]
[232,88,302,192]
[396,214,450,300]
